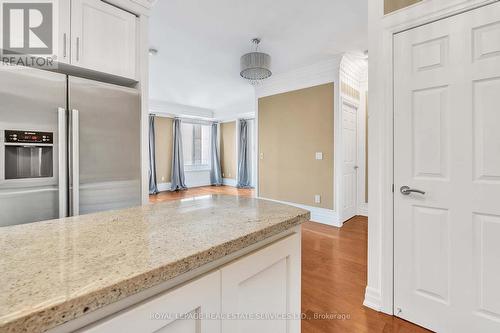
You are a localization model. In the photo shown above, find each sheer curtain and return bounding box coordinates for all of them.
[170,118,187,191]
[210,123,223,185]
[148,115,158,194]
[237,119,252,188]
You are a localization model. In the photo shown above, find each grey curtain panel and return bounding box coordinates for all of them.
[170,118,187,191]
[237,119,252,188]
[148,115,158,195]
[210,123,223,186]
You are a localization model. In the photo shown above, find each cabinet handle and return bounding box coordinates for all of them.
[76,37,80,62]
[63,33,67,58]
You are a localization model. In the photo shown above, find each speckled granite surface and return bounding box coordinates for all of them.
[0,195,309,333]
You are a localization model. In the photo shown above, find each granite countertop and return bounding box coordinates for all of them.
[0,195,309,333]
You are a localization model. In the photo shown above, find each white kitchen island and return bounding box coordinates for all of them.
[0,195,308,333]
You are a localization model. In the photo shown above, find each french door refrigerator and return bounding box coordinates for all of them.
[0,66,141,227]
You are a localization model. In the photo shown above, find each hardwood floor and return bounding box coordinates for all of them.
[149,185,254,203]
[302,219,431,333]
[149,186,431,333]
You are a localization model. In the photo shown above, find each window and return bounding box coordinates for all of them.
[181,122,211,170]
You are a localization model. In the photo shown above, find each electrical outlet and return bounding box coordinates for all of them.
[161,176,165,182]
[314,195,321,204]
[315,152,323,160]
[222,172,225,177]
[260,153,264,160]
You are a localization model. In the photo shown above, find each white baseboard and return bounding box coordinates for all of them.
[157,182,171,192]
[358,203,369,217]
[363,286,382,311]
[258,197,341,227]
[157,181,213,192]
[185,180,212,188]
[222,178,237,187]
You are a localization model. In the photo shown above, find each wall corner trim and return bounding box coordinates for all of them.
[358,203,369,217]
[363,286,382,312]
[257,197,341,227]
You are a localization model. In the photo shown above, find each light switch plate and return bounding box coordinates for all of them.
[315,152,323,160]
[314,195,321,203]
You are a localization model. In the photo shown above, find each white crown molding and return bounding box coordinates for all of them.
[149,99,215,120]
[340,54,368,92]
[255,56,343,98]
[107,0,151,15]
[341,54,367,80]
[217,112,255,123]
[130,0,156,9]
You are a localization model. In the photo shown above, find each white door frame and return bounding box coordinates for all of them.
[367,0,500,315]
[337,95,360,223]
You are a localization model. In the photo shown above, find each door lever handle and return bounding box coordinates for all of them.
[400,186,425,196]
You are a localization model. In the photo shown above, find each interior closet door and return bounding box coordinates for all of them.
[340,101,358,222]
[394,2,500,332]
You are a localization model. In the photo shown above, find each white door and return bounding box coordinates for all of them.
[71,0,137,79]
[221,232,301,333]
[394,2,500,332]
[80,271,221,333]
[340,101,358,223]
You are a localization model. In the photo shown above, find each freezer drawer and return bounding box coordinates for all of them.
[68,76,141,216]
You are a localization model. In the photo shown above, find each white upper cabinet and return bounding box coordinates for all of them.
[70,0,137,79]
[57,0,71,64]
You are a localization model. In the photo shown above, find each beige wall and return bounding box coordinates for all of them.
[154,116,173,183]
[220,121,236,180]
[384,0,422,14]
[258,83,334,210]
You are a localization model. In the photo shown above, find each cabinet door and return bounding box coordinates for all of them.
[79,271,221,333]
[57,0,70,64]
[221,231,301,333]
[71,0,137,78]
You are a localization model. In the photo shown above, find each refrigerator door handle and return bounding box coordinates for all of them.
[71,109,80,216]
[58,107,67,218]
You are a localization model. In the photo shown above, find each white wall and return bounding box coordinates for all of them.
[213,96,256,122]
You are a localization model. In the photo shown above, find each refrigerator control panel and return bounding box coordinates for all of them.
[5,130,54,144]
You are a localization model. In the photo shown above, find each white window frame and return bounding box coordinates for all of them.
[182,121,212,172]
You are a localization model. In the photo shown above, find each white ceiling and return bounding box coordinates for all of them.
[149,0,367,114]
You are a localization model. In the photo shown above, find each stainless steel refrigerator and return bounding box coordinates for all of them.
[0,66,141,227]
